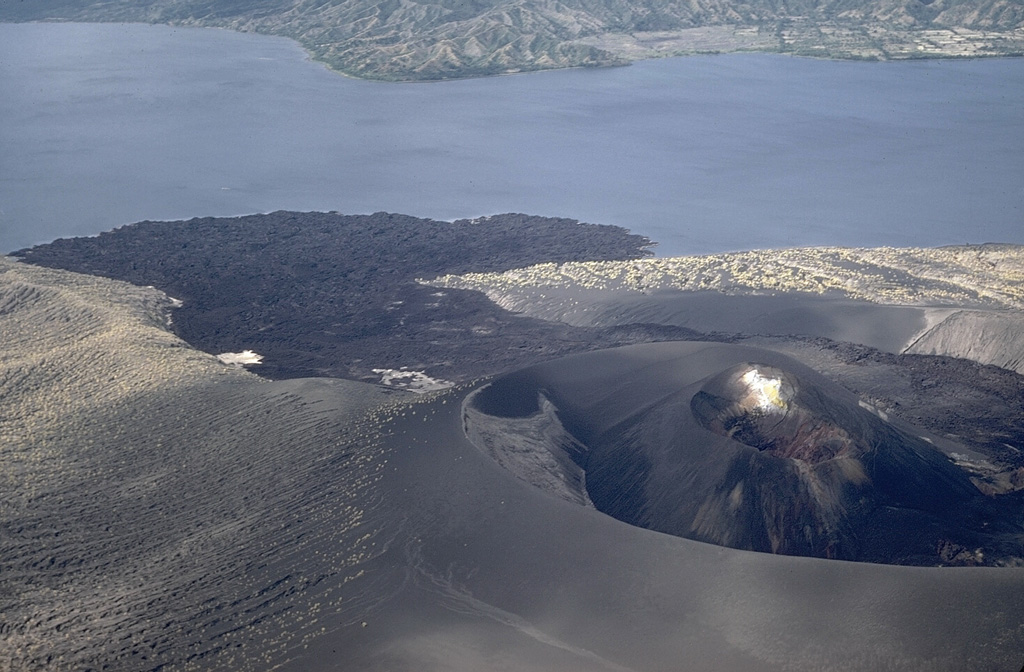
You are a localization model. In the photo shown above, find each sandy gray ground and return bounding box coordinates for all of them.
[292,384,1024,672]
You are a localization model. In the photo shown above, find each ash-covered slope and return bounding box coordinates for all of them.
[466,341,1024,565]
[907,309,1024,373]
[0,257,411,670]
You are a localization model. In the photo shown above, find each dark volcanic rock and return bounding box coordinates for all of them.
[15,211,678,382]
[465,341,1024,566]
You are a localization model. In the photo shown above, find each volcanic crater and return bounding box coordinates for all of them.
[692,363,859,464]
[464,342,1024,566]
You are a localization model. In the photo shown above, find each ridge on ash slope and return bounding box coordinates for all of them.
[465,341,1024,566]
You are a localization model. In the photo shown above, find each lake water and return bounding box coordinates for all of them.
[1,22,1022,256]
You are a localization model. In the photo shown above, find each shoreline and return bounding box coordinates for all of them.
[5,18,1024,82]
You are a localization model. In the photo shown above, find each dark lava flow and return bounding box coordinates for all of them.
[14,211,671,382]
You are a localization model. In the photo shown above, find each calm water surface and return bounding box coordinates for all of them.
[1,22,1022,255]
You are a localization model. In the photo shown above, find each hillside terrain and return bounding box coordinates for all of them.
[6,215,1024,669]
[2,0,1022,79]
[3,256,1024,671]
[0,257,412,669]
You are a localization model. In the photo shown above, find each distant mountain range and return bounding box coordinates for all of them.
[3,0,1023,79]
[467,343,1024,565]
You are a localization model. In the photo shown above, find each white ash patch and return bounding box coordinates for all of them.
[163,296,184,326]
[372,367,452,394]
[858,399,889,421]
[217,350,263,367]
